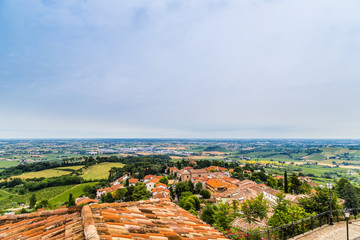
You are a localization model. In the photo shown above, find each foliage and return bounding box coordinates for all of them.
[213,202,238,231]
[268,193,312,227]
[113,188,127,202]
[175,182,190,198]
[298,187,341,214]
[30,193,36,209]
[67,193,76,207]
[194,182,203,194]
[200,189,211,199]
[132,183,150,201]
[335,178,350,198]
[343,182,359,209]
[240,193,269,223]
[101,192,115,203]
[83,185,97,199]
[284,171,288,193]
[159,176,168,185]
[178,192,201,211]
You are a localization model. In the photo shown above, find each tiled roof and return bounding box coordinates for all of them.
[128,178,139,184]
[1,200,228,240]
[76,197,99,206]
[0,207,85,240]
[90,199,229,239]
[206,178,227,188]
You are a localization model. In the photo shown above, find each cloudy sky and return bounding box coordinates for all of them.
[1,0,360,138]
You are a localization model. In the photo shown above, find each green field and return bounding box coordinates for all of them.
[49,182,98,206]
[0,160,19,168]
[0,185,76,209]
[55,165,85,171]
[82,162,125,180]
[16,169,72,179]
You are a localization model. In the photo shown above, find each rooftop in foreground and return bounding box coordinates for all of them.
[0,199,229,240]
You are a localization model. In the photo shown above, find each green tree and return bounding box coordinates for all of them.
[200,204,215,225]
[240,193,269,223]
[114,188,127,202]
[175,182,190,198]
[284,171,288,193]
[101,192,115,203]
[125,178,129,187]
[299,187,341,214]
[344,182,359,209]
[29,193,37,209]
[335,178,350,198]
[83,185,97,199]
[132,183,150,201]
[188,180,194,193]
[213,202,237,231]
[159,176,168,185]
[194,182,203,194]
[200,189,211,199]
[169,185,175,199]
[266,176,277,189]
[268,193,312,227]
[67,193,75,207]
[289,173,302,194]
[35,199,49,210]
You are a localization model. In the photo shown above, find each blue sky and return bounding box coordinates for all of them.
[1,0,360,138]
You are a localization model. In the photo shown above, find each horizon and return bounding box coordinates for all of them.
[1,1,360,138]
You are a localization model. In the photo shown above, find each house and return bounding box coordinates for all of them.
[143,175,156,183]
[128,178,139,186]
[146,178,160,191]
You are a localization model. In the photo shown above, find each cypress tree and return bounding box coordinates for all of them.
[344,182,359,210]
[29,193,37,209]
[284,171,288,193]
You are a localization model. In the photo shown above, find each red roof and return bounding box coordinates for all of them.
[129,178,139,183]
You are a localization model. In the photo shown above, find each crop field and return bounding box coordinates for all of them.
[55,165,85,171]
[16,169,72,179]
[0,185,76,209]
[49,182,98,206]
[0,160,19,168]
[82,162,125,180]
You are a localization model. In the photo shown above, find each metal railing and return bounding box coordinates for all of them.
[227,208,360,240]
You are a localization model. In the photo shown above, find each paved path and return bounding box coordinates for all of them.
[293,221,360,240]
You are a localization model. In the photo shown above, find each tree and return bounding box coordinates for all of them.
[132,183,150,201]
[188,180,194,193]
[114,188,127,202]
[68,193,75,207]
[200,204,215,225]
[289,173,302,194]
[101,192,115,203]
[343,182,359,210]
[169,185,175,199]
[125,178,129,187]
[36,199,49,210]
[194,182,203,194]
[335,178,350,198]
[159,176,168,185]
[268,193,312,227]
[83,185,97,199]
[266,176,277,189]
[299,187,341,214]
[213,202,237,231]
[30,193,37,209]
[200,189,211,199]
[284,171,288,193]
[175,182,190,198]
[240,193,269,223]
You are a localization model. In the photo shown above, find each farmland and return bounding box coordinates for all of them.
[82,162,125,180]
[15,168,72,179]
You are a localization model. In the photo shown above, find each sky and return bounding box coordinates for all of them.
[1,0,360,138]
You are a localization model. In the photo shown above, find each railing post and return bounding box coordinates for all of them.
[310,216,314,230]
[301,219,304,234]
[267,229,270,240]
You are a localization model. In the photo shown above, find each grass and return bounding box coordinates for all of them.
[0,160,19,168]
[49,182,98,206]
[0,185,76,209]
[16,169,72,179]
[82,162,125,180]
[55,165,85,171]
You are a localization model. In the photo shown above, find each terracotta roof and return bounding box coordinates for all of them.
[128,178,139,184]
[144,175,156,180]
[155,183,167,188]
[206,178,227,188]
[90,199,229,239]
[1,200,229,240]
[0,207,85,240]
[76,197,99,206]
